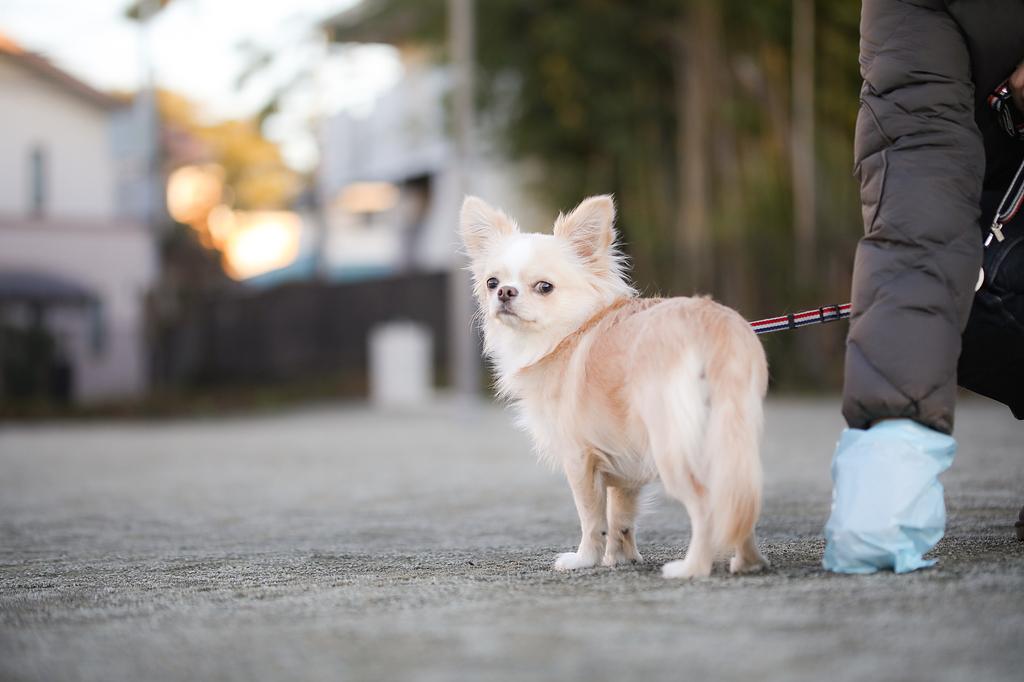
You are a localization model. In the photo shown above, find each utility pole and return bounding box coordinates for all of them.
[447,0,481,407]
[127,0,170,393]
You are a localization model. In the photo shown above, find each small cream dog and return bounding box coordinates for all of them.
[460,194,769,578]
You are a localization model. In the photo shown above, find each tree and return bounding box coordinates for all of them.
[159,90,300,211]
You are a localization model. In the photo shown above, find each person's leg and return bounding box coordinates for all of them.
[843,1,982,435]
[828,0,984,573]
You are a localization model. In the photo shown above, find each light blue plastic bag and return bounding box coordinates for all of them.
[823,419,956,574]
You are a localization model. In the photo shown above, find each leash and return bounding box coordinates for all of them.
[750,303,851,335]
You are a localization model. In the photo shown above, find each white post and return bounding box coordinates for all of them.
[369,322,433,409]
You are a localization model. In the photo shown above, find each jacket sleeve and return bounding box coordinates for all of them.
[843,0,984,434]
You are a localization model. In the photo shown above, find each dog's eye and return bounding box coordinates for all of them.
[534,281,554,295]
[486,277,499,289]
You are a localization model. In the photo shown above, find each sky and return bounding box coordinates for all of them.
[0,0,403,170]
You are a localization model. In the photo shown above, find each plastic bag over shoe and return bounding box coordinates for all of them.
[823,419,956,574]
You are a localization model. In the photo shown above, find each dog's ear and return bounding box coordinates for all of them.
[553,195,616,264]
[460,196,518,260]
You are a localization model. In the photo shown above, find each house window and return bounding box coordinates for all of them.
[29,145,47,218]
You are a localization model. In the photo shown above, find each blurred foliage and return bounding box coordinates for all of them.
[158,90,301,210]
[333,0,865,389]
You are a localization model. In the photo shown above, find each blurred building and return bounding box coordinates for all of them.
[316,3,547,281]
[0,33,156,404]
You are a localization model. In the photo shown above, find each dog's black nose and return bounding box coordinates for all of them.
[497,286,518,302]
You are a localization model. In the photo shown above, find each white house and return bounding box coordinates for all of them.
[0,33,156,404]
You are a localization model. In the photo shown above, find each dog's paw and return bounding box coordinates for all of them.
[554,551,598,571]
[729,554,770,575]
[602,548,643,567]
[661,559,711,579]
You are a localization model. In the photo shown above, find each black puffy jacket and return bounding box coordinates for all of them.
[844,0,1024,434]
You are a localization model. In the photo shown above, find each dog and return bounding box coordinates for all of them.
[460,194,769,578]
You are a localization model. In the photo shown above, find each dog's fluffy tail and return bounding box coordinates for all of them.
[706,331,766,552]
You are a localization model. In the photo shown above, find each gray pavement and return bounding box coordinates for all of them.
[0,397,1021,682]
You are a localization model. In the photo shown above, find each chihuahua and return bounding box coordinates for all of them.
[460,195,768,578]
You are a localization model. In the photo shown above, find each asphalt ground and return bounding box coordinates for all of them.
[0,397,1021,681]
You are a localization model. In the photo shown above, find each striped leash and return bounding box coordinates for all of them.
[750,303,851,335]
